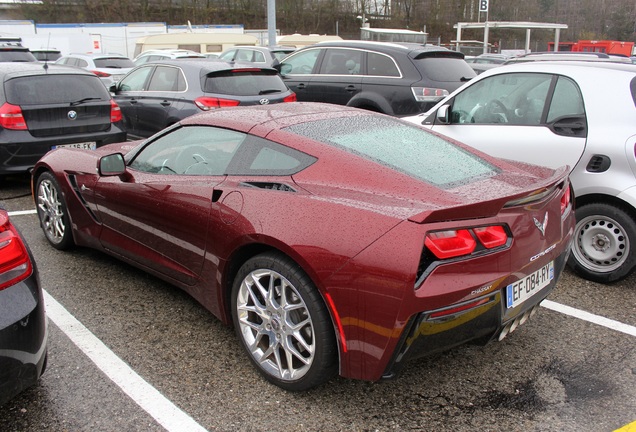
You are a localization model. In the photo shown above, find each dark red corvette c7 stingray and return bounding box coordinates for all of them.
[32,103,575,391]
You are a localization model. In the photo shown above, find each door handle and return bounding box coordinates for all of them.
[160,101,171,107]
[130,99,138,104]
[345,85,357,92]
[296,83,306,90]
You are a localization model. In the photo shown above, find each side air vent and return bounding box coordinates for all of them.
[240,182,296,192]
[586,155,611,173]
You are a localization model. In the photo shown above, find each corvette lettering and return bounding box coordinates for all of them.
[530,244,557,262]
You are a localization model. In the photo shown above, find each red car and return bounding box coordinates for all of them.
[32,103,574,391]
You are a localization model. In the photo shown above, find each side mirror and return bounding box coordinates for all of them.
[109,83,118,93]
[436,105,451,125]
[98,153,126,176]
[279,63,292,76]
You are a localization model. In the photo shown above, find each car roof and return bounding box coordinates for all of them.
[504,51,633,64]
[143,59,277,73]
[65,52,129,59]
[487,60,636,74]
[298,40,464,57]
[0,62,98,78]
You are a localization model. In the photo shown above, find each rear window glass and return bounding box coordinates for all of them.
[0,51,37,62]
[415,57,476,82]
[94,58,135,68]
[5,75,110,105]
[284,116,498,188]
[33,51,61,61]
[204,70,287,96]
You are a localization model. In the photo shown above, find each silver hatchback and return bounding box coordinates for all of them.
[406,61,636,283]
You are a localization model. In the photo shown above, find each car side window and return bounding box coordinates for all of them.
[546,76,585,123]
[450,73,553,126]
[367,52,399,77]
[219,50,236,61]
[320,49,362,75]
[130,126,246,175]
[118,66,154,92]
[147,66,181,92]
[236,49,253,62]
[78,59,88,68]
[253,51,266,63]
[280,49,320,75]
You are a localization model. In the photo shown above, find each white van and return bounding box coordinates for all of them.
[134,33,259,57]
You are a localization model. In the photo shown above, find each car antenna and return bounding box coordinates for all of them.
[42,33,51,71]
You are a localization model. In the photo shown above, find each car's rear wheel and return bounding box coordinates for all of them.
[231,252,337,391]
[568,203,636,283]
[36,172,73,250]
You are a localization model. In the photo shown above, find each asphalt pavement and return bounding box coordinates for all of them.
[0,174,634,432]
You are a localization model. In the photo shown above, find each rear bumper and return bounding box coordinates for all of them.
[381,246,571,379]
[0,276,48,407]
[0,127,126,175]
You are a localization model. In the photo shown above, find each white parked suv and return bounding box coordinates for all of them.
[56,53,135,87]
[405,61,636,283]
[132,49,205,66]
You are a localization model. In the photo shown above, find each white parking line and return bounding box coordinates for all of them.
[542,299,636,337]
[43,290,209,432]
[8,209,37,216]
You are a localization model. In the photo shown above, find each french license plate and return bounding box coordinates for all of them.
[52,142,96,150]
[506,261,554,309]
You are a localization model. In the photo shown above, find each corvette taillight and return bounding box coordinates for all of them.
[283,93,297,103]
[110,99,122,123]
[0,210,32,291]
[561,184,572,215]
[0,102,27,130]
[425,225,509,260]
[194,97,240,111]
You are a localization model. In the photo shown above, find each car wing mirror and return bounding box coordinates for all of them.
[436,104,451,125]
[279,63,292,76]
[108,83,118,93]
[98,153,126,176]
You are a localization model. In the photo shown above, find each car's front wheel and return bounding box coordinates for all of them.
[231,252,337,391]
[568,203,636,283]
[35,172,73,250]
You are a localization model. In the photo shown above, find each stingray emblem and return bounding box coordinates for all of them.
[534,212,548,236]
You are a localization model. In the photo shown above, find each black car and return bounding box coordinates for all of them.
[0,63,126,176]
[110,60,297,139]
[276,41,476,116]
[0,207,47,406]
[0,40,37,63]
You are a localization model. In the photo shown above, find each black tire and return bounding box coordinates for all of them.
[231,252,338,391]
[35,172,74,250]
[567,202,636,283]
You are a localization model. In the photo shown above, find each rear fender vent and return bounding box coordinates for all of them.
[586,154,611,173]
[240,182,296,192]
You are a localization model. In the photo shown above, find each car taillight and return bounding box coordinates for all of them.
[283,93,297,103]
[0,210,32,291]
[411,87,449,102]
[0,102,27,130]
[91,70,111,77]
[425,225,509,259]
[194,97,241,111]
[561,183,572,215]
[110,99,122,122]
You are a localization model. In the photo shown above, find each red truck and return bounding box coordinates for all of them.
[548,40,634,56]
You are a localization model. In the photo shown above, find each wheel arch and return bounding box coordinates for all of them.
[347,92,393,115]
[575,193,636,219]
[219,241,343,366]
